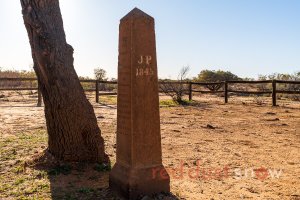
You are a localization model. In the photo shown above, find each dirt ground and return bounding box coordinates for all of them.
[0,92,299,200]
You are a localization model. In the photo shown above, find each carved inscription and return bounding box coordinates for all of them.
[138,55,152,65]
[136,55,154,77]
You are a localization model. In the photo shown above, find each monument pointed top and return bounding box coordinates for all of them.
[121,7,154,21]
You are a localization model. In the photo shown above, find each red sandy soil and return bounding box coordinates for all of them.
[0,92,299,200]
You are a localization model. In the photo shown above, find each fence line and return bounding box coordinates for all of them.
[0,78,299,107]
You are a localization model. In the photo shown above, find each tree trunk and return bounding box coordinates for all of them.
[20,0,106,162]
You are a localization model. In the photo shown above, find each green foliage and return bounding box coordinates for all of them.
[19,70,36,78]
[93,163,111,172]
[94,68,107,81]
[78,187,95,194]
[0,69,36,79]
[14,178,25,186]
[160,100,179,107]
[160,99,196,107]
[258,72,300,101]
[99,95,117,105]
[48,165,72,176]
[0,69,37,88]
[258,72,300,81]
[78,76,92,80]
[196,70,241,82]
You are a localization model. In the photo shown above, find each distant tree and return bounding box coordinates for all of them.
[196,70,241,82]
[160,66,190,104]
[94,68,107,81]
[194,70,240,91]
[178,66,190,81]
[78,76,91,80]
[20,70,36,78]
[105,78,118,91]
[258,72,300,81]
[257,72,300,94]
[258,75,267,81]
[243,77,255,81]
[277,72,299,87]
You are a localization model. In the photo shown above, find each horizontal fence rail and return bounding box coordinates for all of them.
[0,78,299,107]
[0,87,38,91]
[227,90,272,95]
[276,90,300,94]
[226,80,273,84]
[276,80,300,84]
[192,90,224,94]
[0,77,37,81]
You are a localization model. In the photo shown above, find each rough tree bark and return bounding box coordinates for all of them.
[20,0,106,162]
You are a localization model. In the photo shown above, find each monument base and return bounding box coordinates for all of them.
[109,163,170,200]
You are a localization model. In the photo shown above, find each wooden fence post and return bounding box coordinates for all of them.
[272,79,277,106]
[189,82,193,101]
[37,82,42,107]
[96,80,99,103]
[224,81,228,103]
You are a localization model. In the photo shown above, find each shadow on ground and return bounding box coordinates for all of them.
[31,152,181,200]
[47,165,117,200]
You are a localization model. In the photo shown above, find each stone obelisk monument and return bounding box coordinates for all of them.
[109,8,170,199]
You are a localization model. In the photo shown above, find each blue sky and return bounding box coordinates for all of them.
[0,0,299,79]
